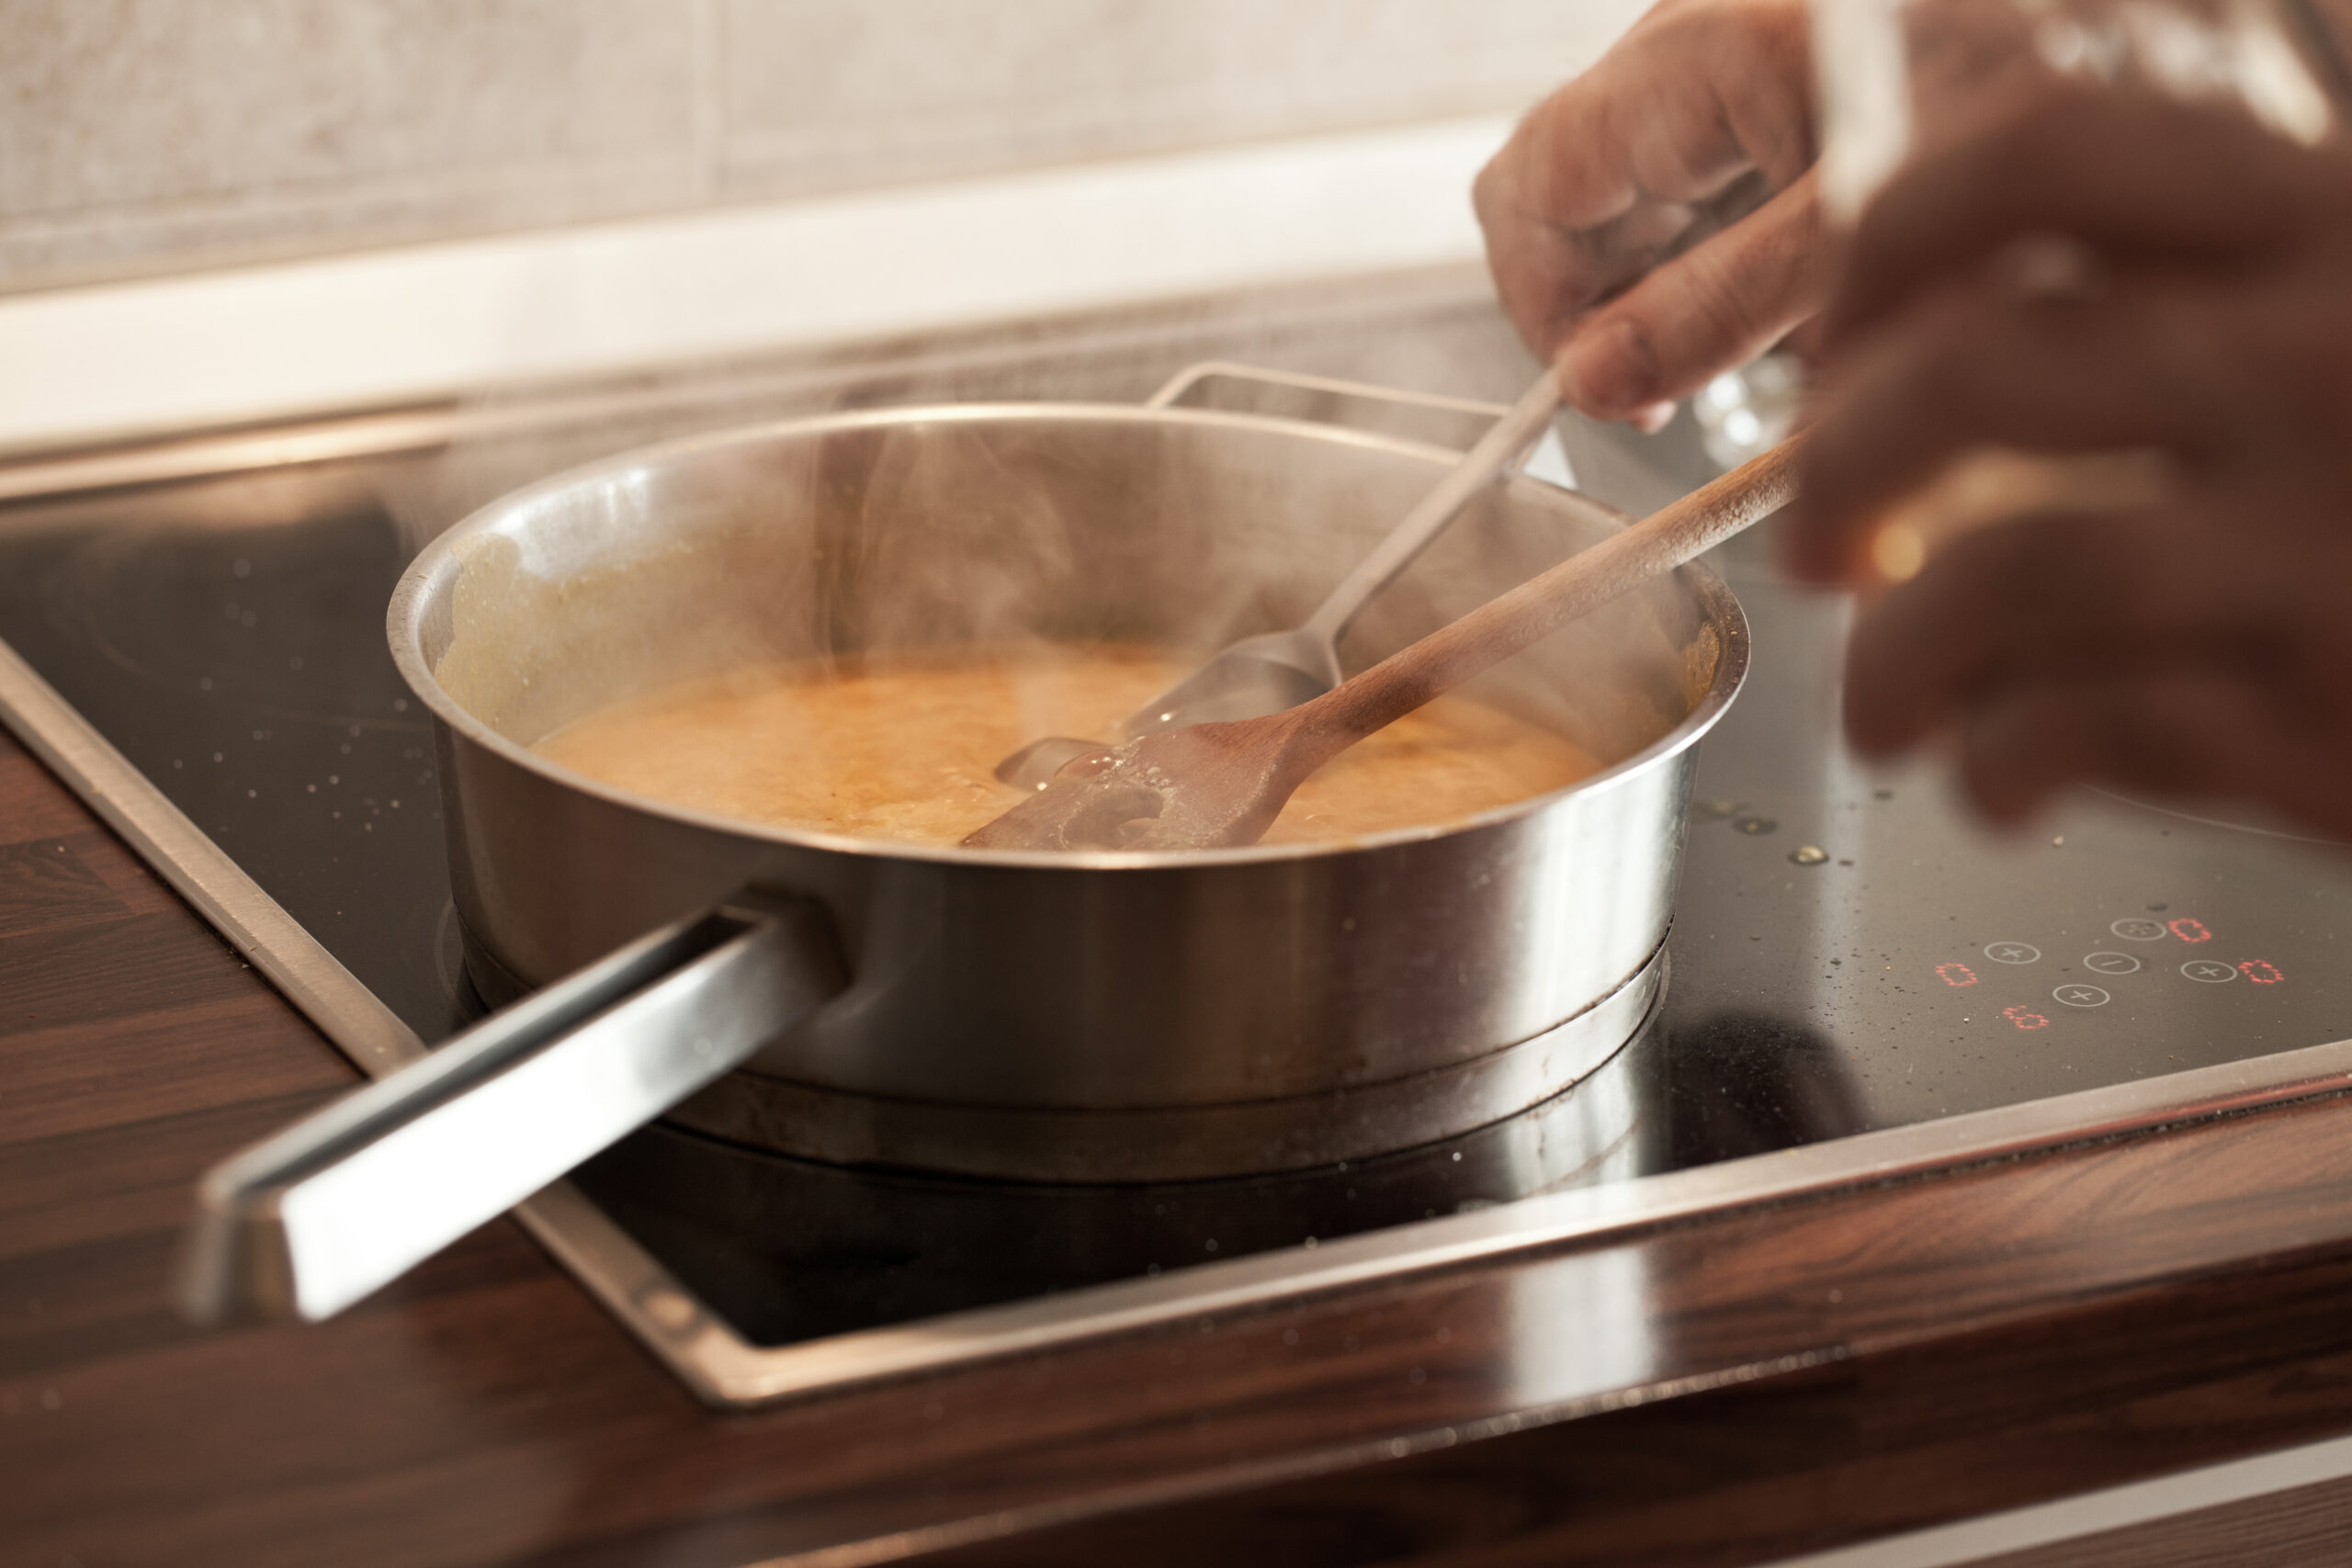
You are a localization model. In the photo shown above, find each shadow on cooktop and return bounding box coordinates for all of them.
[571,1019,1668,1349]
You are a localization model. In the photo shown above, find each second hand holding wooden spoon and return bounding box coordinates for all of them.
[965,434,1804,852]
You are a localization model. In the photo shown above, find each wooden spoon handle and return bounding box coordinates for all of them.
[1292,434,1806,765]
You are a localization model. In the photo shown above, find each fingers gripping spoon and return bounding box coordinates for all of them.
[992,370,1567,791]
[967,435,1803,852]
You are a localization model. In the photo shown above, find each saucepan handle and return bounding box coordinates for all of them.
[1144,360,1515,417]
[177,889,845,1325]
[1144,360,1576,491]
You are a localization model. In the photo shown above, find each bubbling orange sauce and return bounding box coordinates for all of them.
[535,646,1601,848]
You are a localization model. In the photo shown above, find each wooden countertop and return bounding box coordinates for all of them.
[12,720,2352,1568]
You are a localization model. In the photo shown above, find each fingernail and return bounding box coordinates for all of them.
[1556,321,1660,417]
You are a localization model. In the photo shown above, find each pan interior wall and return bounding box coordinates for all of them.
[424,414,1710,773]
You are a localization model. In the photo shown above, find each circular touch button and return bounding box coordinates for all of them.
[2181,959,2239,984]
[2110,919,2167,942]
[1984,942,2041,964]
[2053,984,2110,1008]
[2084,952,2142,975]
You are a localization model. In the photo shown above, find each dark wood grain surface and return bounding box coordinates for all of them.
[11,721,2352,1568]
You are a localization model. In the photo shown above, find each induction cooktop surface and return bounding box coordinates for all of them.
[6,285,2346,1392]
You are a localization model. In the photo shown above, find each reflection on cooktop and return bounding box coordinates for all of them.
[2086,784,2346,846]
[575,1019,1666,1347]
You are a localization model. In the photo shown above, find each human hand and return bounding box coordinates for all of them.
[1782,93,2352,840]
[1473,0,1826,429]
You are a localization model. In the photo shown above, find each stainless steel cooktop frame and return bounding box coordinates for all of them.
[8,377,2352,1409]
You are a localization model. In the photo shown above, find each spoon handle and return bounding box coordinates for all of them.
[1295,434,1807,765]
[1299,369,1564,645]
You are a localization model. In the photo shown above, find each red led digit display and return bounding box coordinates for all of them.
[2169,918,2211,943]
[2240,959,2285,985]
[2002,1005,2050,1031]
[1938,963,1978,987]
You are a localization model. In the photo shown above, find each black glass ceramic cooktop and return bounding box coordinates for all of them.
[5,423,2349,1347]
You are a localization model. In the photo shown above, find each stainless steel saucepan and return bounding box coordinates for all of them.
[181,364,1749,1324]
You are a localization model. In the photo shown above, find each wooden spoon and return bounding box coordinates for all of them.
[991,370,1565,791]
[963,435,1804,853]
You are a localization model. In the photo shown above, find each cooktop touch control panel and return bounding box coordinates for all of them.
[1941,914,2288,1027]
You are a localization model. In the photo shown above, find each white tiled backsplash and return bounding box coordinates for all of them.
[2,0,1643,295]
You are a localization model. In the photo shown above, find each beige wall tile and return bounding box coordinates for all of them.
[718,0,1645,195]
[0,0,702,288]
[0,0,1646,294]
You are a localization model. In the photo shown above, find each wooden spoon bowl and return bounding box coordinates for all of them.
[965,436,1804,853]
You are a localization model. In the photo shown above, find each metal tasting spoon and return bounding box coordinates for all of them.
[992,369,1566,791]
[966,434,1804,852]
